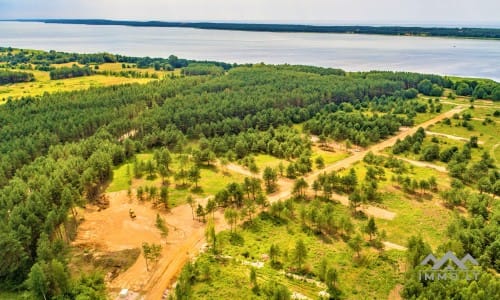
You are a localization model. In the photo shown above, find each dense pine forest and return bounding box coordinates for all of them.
[0,48,498,299]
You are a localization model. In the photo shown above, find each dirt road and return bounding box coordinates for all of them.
[309,106,465,179]
[263,106,465,204]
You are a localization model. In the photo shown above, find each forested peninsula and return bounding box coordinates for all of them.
[15,19,500,39]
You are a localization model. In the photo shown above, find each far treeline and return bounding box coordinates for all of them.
[23,19,500,39]
[0,46,234,71]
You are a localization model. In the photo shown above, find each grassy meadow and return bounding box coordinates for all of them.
[0,68,152,103]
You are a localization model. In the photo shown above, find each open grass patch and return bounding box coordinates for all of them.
[107,152,247,206]
[376,191,453,249]
[412,102,455,124]
[0,70,153,103]
[428,119,499,161]
[253,154,289,172]
[311,147,349,169]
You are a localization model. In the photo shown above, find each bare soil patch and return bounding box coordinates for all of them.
[74,190,228,299]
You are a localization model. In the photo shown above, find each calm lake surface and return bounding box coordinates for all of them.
[1,21,499,81]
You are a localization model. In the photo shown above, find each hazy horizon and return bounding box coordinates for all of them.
[1,0,499,28]
[6,19,500,29]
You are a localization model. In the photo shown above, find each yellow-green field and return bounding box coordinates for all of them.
[0,69,153,103]
[311,147,350,169]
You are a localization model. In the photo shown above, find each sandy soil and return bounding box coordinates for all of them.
[388,284,403,300]
[74,191,228,300]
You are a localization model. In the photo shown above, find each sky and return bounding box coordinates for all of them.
[0,0,499,27]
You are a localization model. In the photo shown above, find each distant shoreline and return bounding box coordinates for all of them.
[9,19,500,40]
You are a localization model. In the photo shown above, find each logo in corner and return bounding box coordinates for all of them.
[418,251,480,281]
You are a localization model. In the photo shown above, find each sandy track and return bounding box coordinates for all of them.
[379,154,448,173]
[312,106,465,176]
[492,143,499,163]
[383,241,407,251]
[226,163,258,177]
[425,130,483,144]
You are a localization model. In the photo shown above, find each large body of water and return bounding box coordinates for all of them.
[1,21,499,81]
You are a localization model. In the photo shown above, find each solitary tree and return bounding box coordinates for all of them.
[419,179,430,195]
[348,234,363,258]
[28,263,48,300]
[292,178,308,199]
[315,156,325,169]
[136,186,144,201]
[146,160,156,179]
[224,208,238,233]
[325,267,338,292]
[149,186,158,203]
[142,242,162,271]
[155,213,169,241]
[348,189,364,214]
[158,165,168,185]
[186,195,195,220]
[293,239,308,270]
[188,165,201,188]
[160,186,169,209]
[205,198,216,218]
[250,267,258,289]
[196,204,206,222]
[269,243,280,266]
[205,219,217,253]
[364,217,378,241]
[263,167,278,193]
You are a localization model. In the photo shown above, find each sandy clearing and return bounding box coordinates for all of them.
[75,190,229,299]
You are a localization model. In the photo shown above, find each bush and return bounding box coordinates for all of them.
[0,70,34,84]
